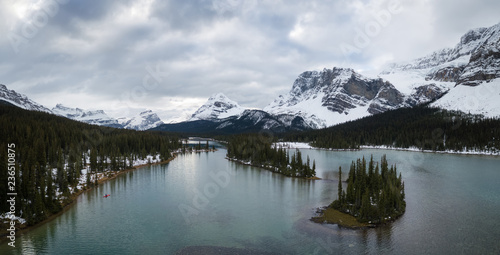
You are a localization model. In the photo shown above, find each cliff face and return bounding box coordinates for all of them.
[265,68,415,128]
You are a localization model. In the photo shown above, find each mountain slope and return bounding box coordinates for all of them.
[380,22,500,117]
[0,84,52,113]
[381,23,500,87]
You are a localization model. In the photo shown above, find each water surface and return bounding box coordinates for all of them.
[2,148,500,254]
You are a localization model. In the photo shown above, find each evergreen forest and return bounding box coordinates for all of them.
[283,106,500,152]
[226,134,316,178]
[0,105,180,226]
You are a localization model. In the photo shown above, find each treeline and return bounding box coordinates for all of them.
[180,140,216,152]
[332,155,405,223]
[0,105,180,226]
[226,134,316,178]
[283,106,500,152]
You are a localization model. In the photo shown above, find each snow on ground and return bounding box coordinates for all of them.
[360,145,500,156]
[43,151,184,211]
[271,143,499,155]
[0,213,26,225]
[273,142,313,149]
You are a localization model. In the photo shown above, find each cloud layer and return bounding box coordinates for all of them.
[1,0,499,121]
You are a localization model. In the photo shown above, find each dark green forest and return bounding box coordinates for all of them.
[283,106,500,152]
[226,134,316,178]
[0,105,180,226]
[331,155,405,224]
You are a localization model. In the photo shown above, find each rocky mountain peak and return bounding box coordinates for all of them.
[457,23,500,86]
[0,84,52,113]
[118,109,163,130]
[190,92,245,121]
[460,27,488,45]
[265,67,407,128]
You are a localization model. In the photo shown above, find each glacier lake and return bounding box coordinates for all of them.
[1,146,500,254]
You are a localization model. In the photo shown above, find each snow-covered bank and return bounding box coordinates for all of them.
[273,142,500,156]
[360,145,500,156]
[0,213,26,225]
[57,152,180,200]
[273,142,314,149]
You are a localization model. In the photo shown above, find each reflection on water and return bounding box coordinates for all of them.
[1,148,500,254]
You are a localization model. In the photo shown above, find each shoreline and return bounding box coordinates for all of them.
[275,142,500,157]
[359,145,500,157]
[310,207,372,229]
[226,157,322,180]
[0,154,178,244]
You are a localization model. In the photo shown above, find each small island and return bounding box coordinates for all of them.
[226,134,317,178]
[312,155,406,228]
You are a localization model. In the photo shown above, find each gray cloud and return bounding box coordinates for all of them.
[1,0,499,121]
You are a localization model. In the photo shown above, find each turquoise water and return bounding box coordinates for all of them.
[1,148,500,254]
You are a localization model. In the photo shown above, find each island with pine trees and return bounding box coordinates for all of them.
[311,155,406,228]
[226,134,317,178]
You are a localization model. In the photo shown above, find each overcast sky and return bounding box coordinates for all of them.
[1,0,499,121]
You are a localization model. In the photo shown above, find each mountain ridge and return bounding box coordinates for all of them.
[0,84,52,113]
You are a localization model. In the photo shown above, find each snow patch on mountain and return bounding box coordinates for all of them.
[432,78,500,118]
[190,93,246,121]
[379,57,464,95]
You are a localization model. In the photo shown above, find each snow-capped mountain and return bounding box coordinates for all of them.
[381,22,500,117]
[52,104,123,128]
[0,84,52,113]
[118,110,164,131]
[0,84,165,130]
[264,67,435,129]
[189,93,246,121]
[381,23,500,88]
[53,104,164,130]
[263,22,500,129]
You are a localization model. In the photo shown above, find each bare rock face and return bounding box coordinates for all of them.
[426,66,465,82]
[406,84,445,106]
[457,24,500,86]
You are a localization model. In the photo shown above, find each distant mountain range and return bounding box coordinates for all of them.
[0,85,163,130]
[2,22,500,134]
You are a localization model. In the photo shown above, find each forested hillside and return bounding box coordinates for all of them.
[0,105,180,226]
[284,106,500,153]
